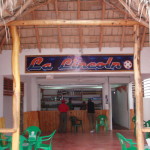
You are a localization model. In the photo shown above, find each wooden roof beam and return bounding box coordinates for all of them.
[32,11,41,53]
[140,27,147,50]
[118,0,149,28]
[0,0,53,26]
[120,15,127,51]
[0,32,6,53]
[104,0,130,17]
[99,0,105,52]
[8,20,139,26]
[77,0,83,53]
[55,0,63,52]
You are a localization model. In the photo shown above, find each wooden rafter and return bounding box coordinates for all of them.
[120,15,127,51]
[118,0,149,28]
[8,20,139,26]
[0,0,53,26]
[104,0,130,17]
[32,11,41,53]
[140,27,147,50]
[77,0,83,52]
[0,32,6,53]
[55,0,63,52]
[99,0,105,51]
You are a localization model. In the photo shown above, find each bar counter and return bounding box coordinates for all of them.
[24,110,109,133]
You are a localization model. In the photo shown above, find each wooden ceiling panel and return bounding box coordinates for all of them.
[61,28,78,35]
[0,0,149,51]
[83,36,99,43]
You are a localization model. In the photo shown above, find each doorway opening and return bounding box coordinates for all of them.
[111,84,129,130]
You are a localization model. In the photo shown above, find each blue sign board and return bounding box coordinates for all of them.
[25,55,133,73]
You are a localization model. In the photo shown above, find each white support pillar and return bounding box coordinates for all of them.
[0,75,4,117]
[30,77,39,111]
[103,77,109,110]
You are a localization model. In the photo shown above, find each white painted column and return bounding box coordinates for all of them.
[103,77,112,130]
[103,77,109,110]
[0,75,4,117]
[128,82,134,109]
[23,83,27,112]
[30,77,39,111]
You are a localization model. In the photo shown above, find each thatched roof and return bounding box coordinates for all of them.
[0,0,149,52]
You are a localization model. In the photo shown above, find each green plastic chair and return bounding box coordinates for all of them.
[132,116,136,136]
[0,133,12,150]
[34,130,56,150]
[96,115,108,132]
[144,120,150,139]
[116,133,137,150]
[70,116,83,133]
[22,126,41,144]
[20,135,32,150]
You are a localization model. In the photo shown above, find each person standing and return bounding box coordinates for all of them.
[87,98,95,133]
[67,98,74,110]
[58,99,69,133]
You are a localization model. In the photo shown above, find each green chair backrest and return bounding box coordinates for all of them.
[35,130,56,150]
[132,116,136,123]
[144,120,150,127]
[97,115,107,126]
[70,116,79,126]
[144,120,150,139]
[20,135,28,150]
[116,133,137,150]
[0,133,12,149]
[23,126,41,142]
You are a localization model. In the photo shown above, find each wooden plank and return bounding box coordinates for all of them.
[133,24,144,150]
[130,109,135,129]
[38,110,109,133]
[0,117,5,128]
[23,111,40,130]
[142,127,150,132]
[10,25,21,150]
[8,20,139,26]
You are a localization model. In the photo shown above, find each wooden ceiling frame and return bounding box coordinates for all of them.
[120,15,127,51]
[0,32,6,54]
[140,27,147,50]
[0,19,147,150]
[118,0,149,28]
[32,11,41,52]
[77,0,83,52]
[99,0,105,51]
[55,0,63,52]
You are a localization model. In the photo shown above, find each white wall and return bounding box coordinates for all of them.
[3,96,13,128]
[0,76,4,117]
[0,47,149,75]
[0,47,149,116]
[143,98,150,121]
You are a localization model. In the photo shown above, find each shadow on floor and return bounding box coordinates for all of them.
[113,123,128,130]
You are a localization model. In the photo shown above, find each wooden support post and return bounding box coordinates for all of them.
[133,24,144,150]
[10,26,21,150]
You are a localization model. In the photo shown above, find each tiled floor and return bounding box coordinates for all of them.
[52,130,136,150]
